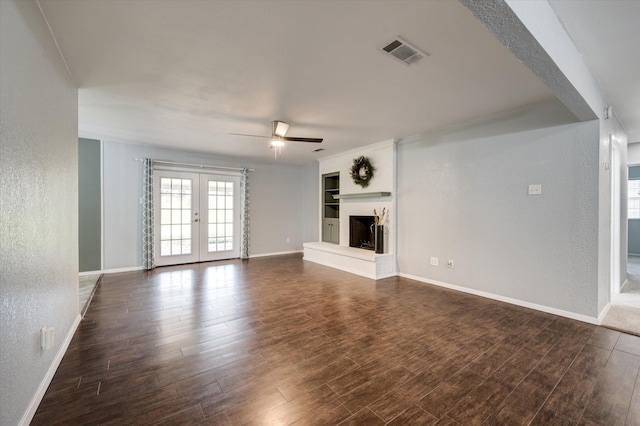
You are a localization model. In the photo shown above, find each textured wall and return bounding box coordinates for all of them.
[102,141,308,269]
[248,162,306,255]
[397,100,601,318]
[301,161,319,244]
[0,1,79,425]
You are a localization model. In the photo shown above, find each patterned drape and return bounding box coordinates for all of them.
[142,158,155,269]
[240,168,250,259]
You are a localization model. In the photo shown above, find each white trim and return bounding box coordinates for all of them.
[79,270,102,277]
[620,279,630,292]
[19,313,82,426]
[249,250,303,259]
[103,266,145,274]
[597,302,612,324]
[36,1,76,85]
[399,273,601,325]
[611,137,622,294]
[392,143,398,275]
[100,139,105,271]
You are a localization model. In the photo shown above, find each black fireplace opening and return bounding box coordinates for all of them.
[350,216,375,250]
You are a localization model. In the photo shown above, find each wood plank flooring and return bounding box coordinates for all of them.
[33,254,640,425]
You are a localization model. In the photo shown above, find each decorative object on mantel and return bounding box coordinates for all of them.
[350,156,375,188]
[374,208,386,226]
[374,208,386,254]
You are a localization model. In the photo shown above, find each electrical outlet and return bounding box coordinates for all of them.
[430,257,439,266]
[447,260,454,269]
[528,184,542,195]
[286,237,290,244]
[40,326,54,351]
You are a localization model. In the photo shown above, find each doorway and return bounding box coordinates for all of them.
[602,152,640,335]
[78,137,103,315]
[154,170,241,266]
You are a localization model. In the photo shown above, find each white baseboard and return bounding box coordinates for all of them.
[101,256,304,272]
[249,250,303,259]
[399,273,600,325]
[79,270,102,277]
[597,302,612,324]
[102,266,145,274]
[620,279,630,293]
[20,313,82,426]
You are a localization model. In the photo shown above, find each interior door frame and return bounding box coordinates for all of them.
[611,137,621,294]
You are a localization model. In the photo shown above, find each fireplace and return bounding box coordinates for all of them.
[350,216,375,250]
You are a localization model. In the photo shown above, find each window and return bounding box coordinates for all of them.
[629,179,640,219]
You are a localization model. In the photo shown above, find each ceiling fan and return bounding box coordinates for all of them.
[230,121,323,148]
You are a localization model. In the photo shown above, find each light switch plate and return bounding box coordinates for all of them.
[528,184,542,195]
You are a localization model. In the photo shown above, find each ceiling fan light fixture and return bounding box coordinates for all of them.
[270,138,285,147]
[273,121,290,138]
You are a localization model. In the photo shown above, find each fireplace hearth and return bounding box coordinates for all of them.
[350,216,375,250]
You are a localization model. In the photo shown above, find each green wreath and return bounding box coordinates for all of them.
[350,156,375,188]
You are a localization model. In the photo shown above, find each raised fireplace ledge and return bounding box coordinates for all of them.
[303,242,395,280]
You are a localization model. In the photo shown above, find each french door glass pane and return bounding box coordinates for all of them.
[207,180,234,252]
[159,177,193,256]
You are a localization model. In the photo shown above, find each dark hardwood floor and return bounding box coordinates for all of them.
[33,254,640,425]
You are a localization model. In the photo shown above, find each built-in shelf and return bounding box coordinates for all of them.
[333,192,391,200]
[322,172,340,244]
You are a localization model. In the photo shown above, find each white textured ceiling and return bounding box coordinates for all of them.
[39,0,555,164]
[549,0,640,143]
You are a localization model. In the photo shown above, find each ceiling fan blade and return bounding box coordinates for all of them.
[282,136,323,143]
[229,132,270,139]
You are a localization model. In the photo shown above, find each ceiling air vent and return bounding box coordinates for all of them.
[382,37,428,66]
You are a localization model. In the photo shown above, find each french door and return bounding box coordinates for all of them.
[153,170,241,266]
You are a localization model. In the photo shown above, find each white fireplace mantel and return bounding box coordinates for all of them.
[303,139,397,280]
[333,192,391,200]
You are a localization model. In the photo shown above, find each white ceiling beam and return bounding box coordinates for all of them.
[459,0,602,122]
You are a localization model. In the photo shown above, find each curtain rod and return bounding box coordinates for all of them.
[134,158,254,172]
